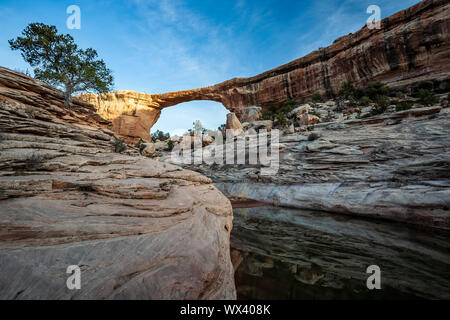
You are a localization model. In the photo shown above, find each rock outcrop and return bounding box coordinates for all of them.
[77,91,162,144]
[0,67,236,299]
[225,113,244,137]
[182,106,450,230]
[79,0,450,138]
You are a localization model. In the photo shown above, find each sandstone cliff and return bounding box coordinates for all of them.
[0,67,236,299]
[79,0,450,139]
[77,91,162,143]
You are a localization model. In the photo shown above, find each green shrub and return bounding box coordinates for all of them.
[275,112,288,127]
[365,82,389,100]
[339,81,356,100]
[308,133,320,141]
[311,92,323,103]
[416,89,437,106]
[395,101,413,112]
[167,140,174,151]
[113,138,127,153]
[359,96,371,106]
[347,94,357,107]
[371,95,390,115]
[151,130,170,142]
[262,99,297,123]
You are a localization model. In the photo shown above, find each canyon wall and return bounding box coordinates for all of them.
[79,0,450,140]
[0,67,236,299]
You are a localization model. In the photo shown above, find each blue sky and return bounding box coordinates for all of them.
[0,0,420,135]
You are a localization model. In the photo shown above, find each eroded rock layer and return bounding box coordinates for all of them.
[0,67,236,300]
[183,106,450,230]
[77,91,162,143]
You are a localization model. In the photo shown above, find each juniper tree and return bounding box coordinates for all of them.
[9,23,113,108]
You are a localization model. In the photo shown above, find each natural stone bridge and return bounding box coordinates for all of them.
[78,0,450,142]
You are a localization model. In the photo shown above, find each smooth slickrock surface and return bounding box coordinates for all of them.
[183,106,450,230]
[0,67,236,300]
[79,0,450,137]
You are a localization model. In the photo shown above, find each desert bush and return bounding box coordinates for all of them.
[365,82,389,100]
[347,94,357,107]
[113,138,127,153]
[416,89,437,106]
[151,130,170,142]
[339,81,356,100]
[371,95,390,115]
[311,92,323,103]
[395,101,413,112]
[9,23,114,108]
[167,140,175,151]
[308,132,320,141]
[275,112,288,127]
[359,96,371,106]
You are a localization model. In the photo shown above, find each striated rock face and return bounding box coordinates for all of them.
[0,67,236,300]
[183,106,450,230]
[77,91,162,143]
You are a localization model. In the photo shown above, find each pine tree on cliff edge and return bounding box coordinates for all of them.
[9,23,114,108]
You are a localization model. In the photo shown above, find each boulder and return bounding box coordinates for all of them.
[287,124,295,134]
[299,114,321,126]
[142,142,156,156]
[226,113,244,136]
[287,104,310,119]
[240,106,262,123]
[248,120,273,131]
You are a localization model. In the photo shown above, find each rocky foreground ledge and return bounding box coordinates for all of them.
[0,67,236,299]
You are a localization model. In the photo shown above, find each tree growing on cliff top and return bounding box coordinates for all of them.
[9,23,114,108]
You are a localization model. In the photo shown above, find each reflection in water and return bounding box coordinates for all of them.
[230,206,450,300]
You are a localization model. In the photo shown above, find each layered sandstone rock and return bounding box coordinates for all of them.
[77,91,162,144]
[0,67,236,299]
[182,106,450,230]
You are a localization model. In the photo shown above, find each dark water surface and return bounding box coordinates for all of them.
[230,205,450,300]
